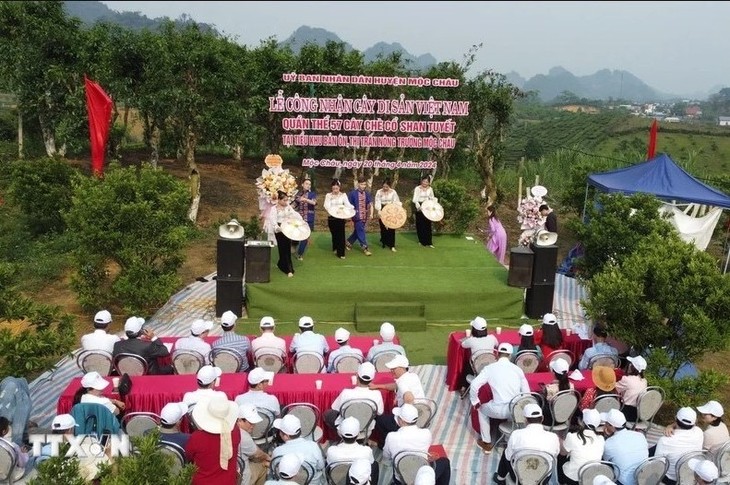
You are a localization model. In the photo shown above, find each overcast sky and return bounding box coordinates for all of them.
[102,1,729,96]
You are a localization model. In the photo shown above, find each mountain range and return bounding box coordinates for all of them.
[65,2,690,102]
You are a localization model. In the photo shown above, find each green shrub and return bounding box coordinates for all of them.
[30,444,86,485]
[431,179,479,235]
[650,369,729,409]
[8,158,76,235]
[64,164,191,314]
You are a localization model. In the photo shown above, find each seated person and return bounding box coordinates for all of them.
[602,409,648,485]
[697,400,730,453]
[578,326,619,370]
[324,362,384,438]
[270,414,325,485]
[237,404,271,485]
[156,402,191,449]
[461,316,498,353]
[265,453,304,485]
[235,367,281,417]
[366,322,406,362]
[251,316,286,356]
[81,309,120,354]
[0,417,28,476]
[558,409,605,485]
[348,459,374,485]
[211,311,251,371]
[653,408,705,485]
[689,458,719,485]
[112,316,172,375]
[73,371,125,416]
[42,414,110,481]
[542,358,574,425]
[290,316,329,356]
[493,404,560,485]
[175,319,214,364]
[182,365,227,408]
[382,404,450,485]
[579,366,616,411]
[511,324,543,362]
[615,355,648,422]
[326,417,378,484]
[534,313,564,364]
[327,327,363,373]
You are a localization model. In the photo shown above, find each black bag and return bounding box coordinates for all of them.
[118,373,132,398]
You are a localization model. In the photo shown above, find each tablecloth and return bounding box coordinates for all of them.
[445,329,592,391]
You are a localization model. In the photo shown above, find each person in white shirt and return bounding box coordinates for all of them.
[374,178,401,251]
[326,417,378,483]
[688,458,719,485]
[493,403,560,485]
[76,371,124,415]
[460,316,498,353]
[327,328,363,373]
[324,179,355,259]
[366,322,406,362]
[290,316,329,356]
[615,355,648,422]
[347,459,373,485]
[265,453,303,485]
[251,316,287,356]
[469,342,529,454]
[370,355,425,447]
[558,409,605,485]
[323,362,384,438]
[412,175,435,247]
[271,415,325,485]
[236,404,270,485]
[697,400,730,453]
[182,365,227,408]
[382,404,451,485]
[234,367,281,416]
[653,407,705,484]
[80,310,120,354]
[175,319,214,364]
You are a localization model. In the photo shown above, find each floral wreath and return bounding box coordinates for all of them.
[255,155,298,204]
[517,195,545,246]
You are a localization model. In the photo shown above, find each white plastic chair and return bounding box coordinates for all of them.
[293,352,325,374]
[578,460,617,485]
[250,407,276,452]
[372,350,401,372]
[159,441,186,475]
[715,440,730,483]
[676,450,708,485]
[592,394,623,413]
[588,353,619,369]
[495,392,543,448]
[271,454,314,484]
[393,451,429,485]
[171,349,205,375]
[627,386,665,434]
[76,349,114,376]
[332,353,363,373]
[514,350,540,373]
[210,348,244,373]
[545,349,575,369]
[282,403,323,442]
[254,346,286,373]
[0,437,23,484]
[340,399,377,440]
[412,398,437,429]
[325,461,351,485]
[511,449,554,485]
[114,352,148,376]
[634,456,669,485]
[122,411,160,437]
[545,389,580,433]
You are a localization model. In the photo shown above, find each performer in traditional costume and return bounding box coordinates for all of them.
[486,205,508,264]
[265,191,302,277]
[346,176,374,256]
[375,178,401,251]
[412,175,435,247]
[292,177,317,260]
[324,179,354,259]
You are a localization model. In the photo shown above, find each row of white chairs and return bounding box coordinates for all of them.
[76,347,404,377]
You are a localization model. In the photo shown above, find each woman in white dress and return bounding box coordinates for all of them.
[375,178,401,251]
[324,179,354,259]
[412,175,435,247]
[265,190,303,277]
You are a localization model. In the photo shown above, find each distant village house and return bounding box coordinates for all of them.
[719,116,730,127]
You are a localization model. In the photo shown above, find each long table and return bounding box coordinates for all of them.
[58,372,396,438]
[158,335,396,371]
[445,329,592,391]
[469,368,623,432]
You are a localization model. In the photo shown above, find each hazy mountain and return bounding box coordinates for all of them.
[505,71,526,89]
[522,66,665,102]
[280,26,354,53]
[282,26,436,71]
[63,1,215,31]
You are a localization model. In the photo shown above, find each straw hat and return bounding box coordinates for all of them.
[592,366,616,392]
[191,397,238,470]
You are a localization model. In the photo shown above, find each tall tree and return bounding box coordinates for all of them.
[0,1,85,157]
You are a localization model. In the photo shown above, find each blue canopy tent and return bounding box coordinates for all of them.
[583,152,730,270]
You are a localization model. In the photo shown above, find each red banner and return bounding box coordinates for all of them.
[646,119,658,160]
[84,76,112,176]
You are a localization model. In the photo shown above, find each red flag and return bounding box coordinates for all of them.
[84,76,113,176]
[646,119,658,160]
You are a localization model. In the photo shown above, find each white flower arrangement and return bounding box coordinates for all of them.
[517,195,545,246]
[255,167,298,204]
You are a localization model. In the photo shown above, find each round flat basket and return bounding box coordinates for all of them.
[326,205,356,220]
[421,199,444,222]
[380,203,407,229]
[280,217,311,241]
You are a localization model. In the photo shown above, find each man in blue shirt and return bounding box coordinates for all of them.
[346,177,373,256]
[271,414,325,485]
[602,409,648,485]
[211,311,251,371]
[578,326,619,370]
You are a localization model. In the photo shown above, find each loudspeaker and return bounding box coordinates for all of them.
[525,283,555,319]
[217,239,245,279]
[245,241,272,283]
[508,246,534,288]
[530,244,558,285]
[216,278,243,317]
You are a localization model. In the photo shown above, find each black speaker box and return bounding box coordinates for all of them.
[530,244,558,285]
[215,278,243,317]
[525,283,555,319]
[508,246,534,288]
[217,239,245,279]
[245,242,272,283]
